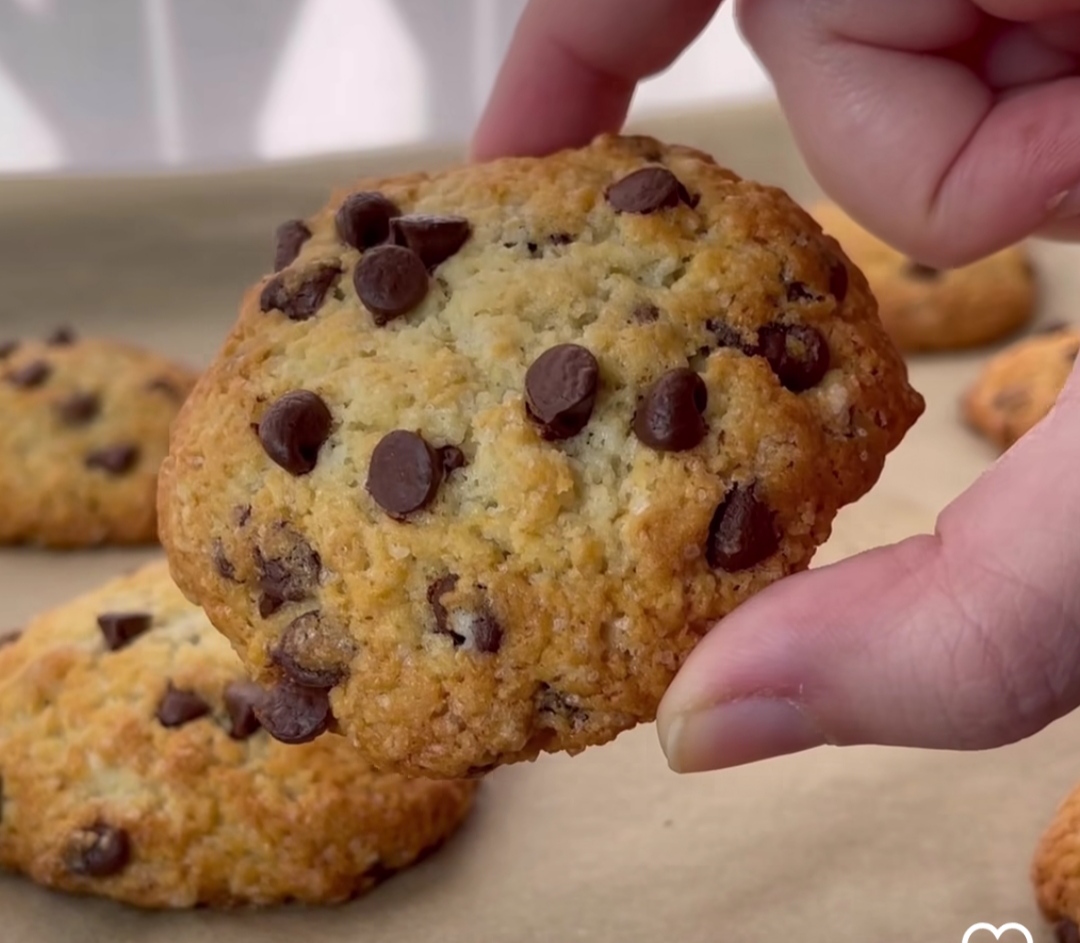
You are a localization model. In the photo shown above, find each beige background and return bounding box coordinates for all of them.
[1,103,1078,942]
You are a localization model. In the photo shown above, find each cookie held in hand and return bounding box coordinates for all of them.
[0,561,478,908]
[0,328,197,547]
[159,133,924,778]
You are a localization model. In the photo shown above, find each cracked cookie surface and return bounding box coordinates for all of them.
[159,133,924,778]
[0,328,197,547]
[0,560,477,908]
[812,203,1036,353]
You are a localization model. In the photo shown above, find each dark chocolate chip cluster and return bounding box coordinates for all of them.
[261,188,471,327]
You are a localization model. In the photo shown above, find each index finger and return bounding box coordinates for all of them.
[471,0,723,161]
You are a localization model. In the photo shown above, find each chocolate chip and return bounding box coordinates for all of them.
[254,681,332,744]
[85,444,139,475]
[606,167,691,214]
[550,232,574,245]
[537,684,590,728]
[156,683,211,728]
[259,595,282,618]
[904,260,942,281]
[425,576,502,653]
[439,445,467,474]
[707,320,750,353]
[756,323,830,392]
[786,281,818,303]
[390,215,471,269]
[235,505,252,527]
[224,681,265,739]
[366,430,444,519]
[273,219,312,272]
[213,540,237,581]
[335,192,400,250]
[633,302,660,324]
[427,574,459,636]
[46,326,76,345]
[633,369,708,452]
[467,612,503,654]
[707,485,779,572]
[260,262,342,321]
[829,261,849,302]
[1057,919,1080,943]
[64,822,131,878]
[97,611,152,650]
[55,391,100,426]
[0,628,20,649]
[255,534,321,614]
[524,344,600,441]
[271,611,351,689]
[0,341,17,359]
[353,245,429,325]
[257,390,333,476]
[6,360,50,388]
[439,607,502,654]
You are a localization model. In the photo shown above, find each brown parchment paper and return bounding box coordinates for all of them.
[1,103,1078,943]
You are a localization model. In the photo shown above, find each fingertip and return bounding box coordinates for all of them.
[658,696,828,773]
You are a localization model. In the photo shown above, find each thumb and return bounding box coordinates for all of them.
[657,359,1080,772]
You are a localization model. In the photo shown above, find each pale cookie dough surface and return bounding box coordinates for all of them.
[0,560,478,908]
[963,326,1079,450]
[813,203,1036,353]
[0,328,197,547]
[159,133,924,779]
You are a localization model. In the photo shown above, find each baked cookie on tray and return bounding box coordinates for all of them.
[0,560,478,908]
[1032,779,1080,941]
[812,202,1036,353]
[0,327,197,547]
[158,133,924,779]
[963,325,1079,450]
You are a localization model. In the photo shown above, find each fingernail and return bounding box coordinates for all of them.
[659,697,827,774]
[1048,187,1080,220]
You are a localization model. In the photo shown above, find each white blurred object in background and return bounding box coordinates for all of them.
[0,0,772,174]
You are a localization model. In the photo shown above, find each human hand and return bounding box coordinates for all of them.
[473,0,1080,773]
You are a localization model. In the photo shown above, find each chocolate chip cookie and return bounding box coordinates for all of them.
[159,133,925,778]
[812,203,1037,353]
[0,328,197,547]
[1032,780,1080,939]
[962,325,1078,450]
[0,560,477,908]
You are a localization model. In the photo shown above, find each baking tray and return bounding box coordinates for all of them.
[1,102,1077,942]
